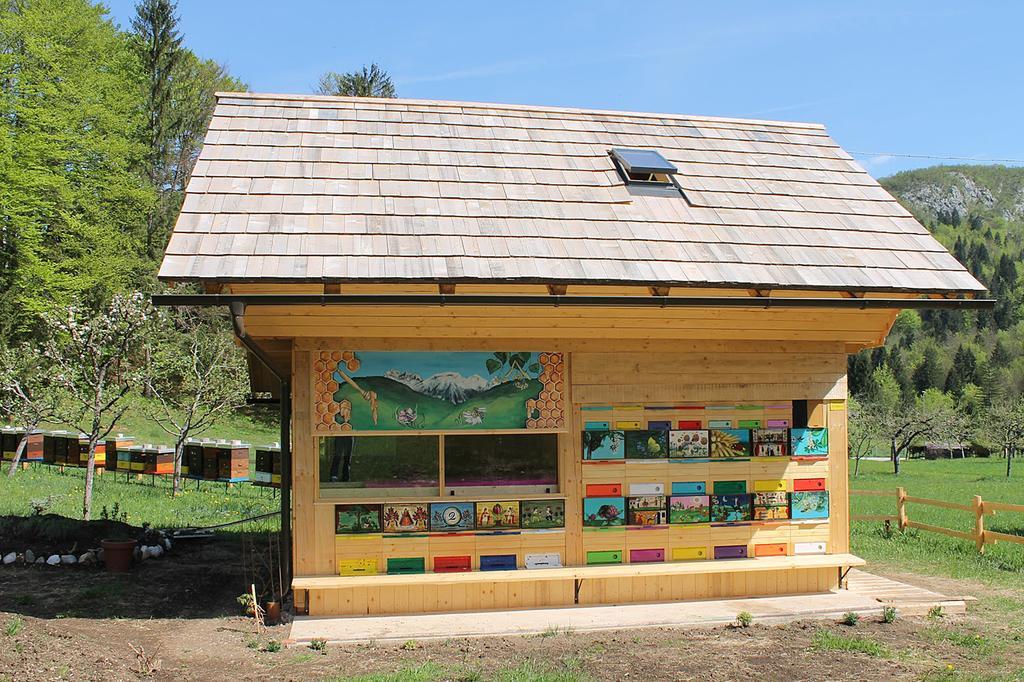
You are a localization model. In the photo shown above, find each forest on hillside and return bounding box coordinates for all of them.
[0,0,244,342]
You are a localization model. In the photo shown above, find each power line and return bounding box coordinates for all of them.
[850,151,1024,164]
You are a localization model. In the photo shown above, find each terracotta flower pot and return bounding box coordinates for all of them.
[265,600,281,625]
[101,539,137,573]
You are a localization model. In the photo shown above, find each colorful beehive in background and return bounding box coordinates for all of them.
[182,438,205,478]
[41,430,56,464]
[128,444,147,472]
[217,440,250,482]
[254,443,281,487]
[2,428,44,462]
[51,430,72,465]
[202,441,220,479]
[73,434,106,468]
[143,444,175,475]
[105,434,134,472]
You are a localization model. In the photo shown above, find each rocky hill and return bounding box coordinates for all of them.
[881,165,1024,226]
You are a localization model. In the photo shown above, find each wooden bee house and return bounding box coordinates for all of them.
[182,439,205,478]
[157,92,990,618]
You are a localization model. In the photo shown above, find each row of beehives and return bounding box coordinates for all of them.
[0,427,281,486]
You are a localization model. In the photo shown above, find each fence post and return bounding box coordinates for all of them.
[896,487,908,531]
[973,495,985,554]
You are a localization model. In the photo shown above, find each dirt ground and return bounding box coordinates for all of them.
[1,519,1022,682]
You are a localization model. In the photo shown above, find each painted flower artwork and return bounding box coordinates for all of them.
[668,430,710,458]
[791,491,829,520]
[583,497,625,527]
[791,428,829,457]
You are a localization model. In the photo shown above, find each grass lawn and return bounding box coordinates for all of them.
[850,457,1024,589]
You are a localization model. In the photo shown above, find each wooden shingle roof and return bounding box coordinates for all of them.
[158,92,985,294]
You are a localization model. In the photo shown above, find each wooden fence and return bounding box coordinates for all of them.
[850,488,1024,554]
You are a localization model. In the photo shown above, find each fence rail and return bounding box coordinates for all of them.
[851,487,1024,554]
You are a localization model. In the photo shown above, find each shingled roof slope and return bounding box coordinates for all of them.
[158,92,985,294]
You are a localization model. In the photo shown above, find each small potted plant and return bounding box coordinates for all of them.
[100,538,137,573]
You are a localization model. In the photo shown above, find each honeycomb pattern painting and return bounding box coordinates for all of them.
[526,352,564,429]
[312,351,564,432]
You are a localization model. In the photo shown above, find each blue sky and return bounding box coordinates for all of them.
[102,0,1023,177]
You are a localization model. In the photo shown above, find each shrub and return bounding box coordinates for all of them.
[736,611,753,628]
[882,606,898,623]
[4,617,23,637]
[309,638,327,653]
[841,611,860,626]
[928,605,945,620]
[263,640,282,653]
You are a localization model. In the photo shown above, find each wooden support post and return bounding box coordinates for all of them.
[896,487,908,531]
[973,495,985,554]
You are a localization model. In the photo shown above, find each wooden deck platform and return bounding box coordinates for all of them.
[293,553,864,617]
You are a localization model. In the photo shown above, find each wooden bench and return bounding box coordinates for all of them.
[293,553,865,616]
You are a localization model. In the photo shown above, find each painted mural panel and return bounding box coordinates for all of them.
[313,351,564,431]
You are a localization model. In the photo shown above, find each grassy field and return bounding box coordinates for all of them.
[850,457,1024,589]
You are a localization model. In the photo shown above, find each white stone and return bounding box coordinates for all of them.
[149,545,163,558]
[60,554,76,564]
[2,552,15,565]
[34,557,44,565]
[79,551,96,564]
[24,549,35,564]
[46,555,61,565]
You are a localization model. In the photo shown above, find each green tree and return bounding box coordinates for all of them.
[913,352,946,393]
[0,0,152,338]
[132,0,184,258]
[144,305,248,495]
[44,293,151,519]
[316,63,396,98]
[945,345,978,396]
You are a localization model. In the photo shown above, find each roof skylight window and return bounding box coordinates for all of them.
[609,148,684,197]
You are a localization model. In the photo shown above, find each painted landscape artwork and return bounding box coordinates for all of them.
[791,491,830,519]
[792,428,829,456]
[711,494,753,522]
[709,429,751,458]
[582,430,625,460]
[321,351,559,430]
[668,430,710,458]
[383,504,429,533]
[669,495,711,524]
[475,501,520,529]
[627,495,667,525]
[335,504,382,534]
[429,502,475,531]
[583,497,625,527]
[624,430,668,459]
[521,500,566,529]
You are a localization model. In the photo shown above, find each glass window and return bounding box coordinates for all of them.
[319,436,439,497]
[444,433,558,495]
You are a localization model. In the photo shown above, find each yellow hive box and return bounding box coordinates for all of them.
[338,558,378,576]
[671,546,708,561]
[753,479,787,492]
[334,534,384,573]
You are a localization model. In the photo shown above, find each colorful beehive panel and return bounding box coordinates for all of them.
[254,443,281,487]
[143,445,175,475]
[217,441,250,482]
[2,428,43,462]
[105,435,134,472]
[73,435,106,468]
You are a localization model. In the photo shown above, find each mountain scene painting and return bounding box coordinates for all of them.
[327,351,554,430]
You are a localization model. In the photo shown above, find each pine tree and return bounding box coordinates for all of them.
[913,352,946,393]
[132,0,184,258]
[945,345,978,396]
